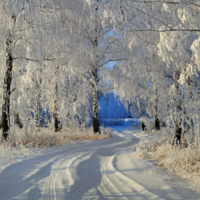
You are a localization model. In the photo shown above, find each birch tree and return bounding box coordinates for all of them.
[0,0,56,139]
[55,0,129,133]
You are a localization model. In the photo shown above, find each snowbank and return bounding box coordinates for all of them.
[0,126,112,171]
[136,132,200,191]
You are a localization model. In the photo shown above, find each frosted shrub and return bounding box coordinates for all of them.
[142,117,155,131]
[137,136,200,190]
[0,129,29,171]
[0,126,112,148]
[0,126,112,170]
[136,147,152,159]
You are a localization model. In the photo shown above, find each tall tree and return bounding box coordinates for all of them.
[56,0,129,133]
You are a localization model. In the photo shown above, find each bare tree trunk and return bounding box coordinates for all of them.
[92,1,101,134]
[24,87,29,140]
[65,85,70,127]
[155,85,160,130]
[54,65,59,131]
[15,86,23,129]
[138,95,145,130]
[1,16,16,140]
[155,117,160,130]
[175,121,182,142]
[15,113,23,129]
[36,88,41,127]
[93,69,100,134]
[54,89,59,132]
[174,70,182,144]
[36,68,41,128]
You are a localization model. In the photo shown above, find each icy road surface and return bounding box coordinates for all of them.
[0,126,200,200]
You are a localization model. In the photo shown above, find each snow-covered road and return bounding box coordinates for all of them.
[0,126,199,200]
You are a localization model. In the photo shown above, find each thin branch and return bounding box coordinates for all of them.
[130,1,200,8]
[130,28,200,32]
[82,74,94,87]
[134,33,157,46]
[163,71,175,82]
[10,88,16,95]
[98,87,114,95]
[100,58,128,67]
[13,57,55,62]
[128,4,172,29]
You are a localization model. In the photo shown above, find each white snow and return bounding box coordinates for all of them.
[0,125,199,200]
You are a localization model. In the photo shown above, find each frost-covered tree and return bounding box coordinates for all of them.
[55,0,130,133]
[106,0,200,144]
[111,40,153,130]
[0,0,56,139]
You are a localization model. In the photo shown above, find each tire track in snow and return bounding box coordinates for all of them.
[42,153,88,200]
[66,137,138,200]
[1,128,200,200]
[101,154,165,200]
[95,137,141,199]
[41,137,135,200]
[0,155,64,200]
[65,152,100,200]
[0,130,155,200]
[35,138,131,199]
[100,155,129,200]
[0,141,102,200]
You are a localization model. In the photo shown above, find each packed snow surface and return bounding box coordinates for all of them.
[0,125,200,200]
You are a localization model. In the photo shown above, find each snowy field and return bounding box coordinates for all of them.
[0,125,200,200]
